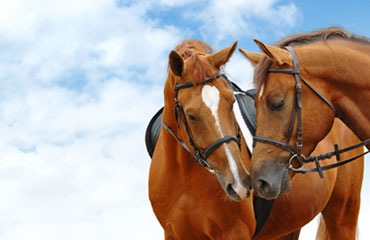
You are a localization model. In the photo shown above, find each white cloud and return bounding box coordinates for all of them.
[224,54,255,89]
[0,77,164,239]
[185,0,302,43]
[0,0,181,87]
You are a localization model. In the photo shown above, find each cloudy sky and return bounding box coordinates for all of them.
[0,0,369,239]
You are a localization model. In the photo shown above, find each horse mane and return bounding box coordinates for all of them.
[253,27,370,88]
[275,27,351,47]
[173,40,215,85]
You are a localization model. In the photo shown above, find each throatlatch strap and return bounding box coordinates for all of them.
[300,77,336,115]
[162,122,193,155]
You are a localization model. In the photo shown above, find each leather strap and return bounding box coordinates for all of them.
[300,77,336,114]
[204,136,240,158]
[162,121,214,171]
[253,136,297,155]
[305,139,370,163]
[296,150,369,176]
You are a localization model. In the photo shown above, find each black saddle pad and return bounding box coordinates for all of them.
[145,107,163,158]
[228,82,257,136]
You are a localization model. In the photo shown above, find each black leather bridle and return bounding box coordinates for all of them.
[162,72,241,173]
[253,46,370,178]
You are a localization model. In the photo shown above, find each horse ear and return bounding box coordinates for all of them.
[169,51,184,77]
[239,48,264,66]
[253,39,292,66]
[208,41,237,68]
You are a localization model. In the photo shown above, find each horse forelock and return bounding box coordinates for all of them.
[173,40,215,85]
[190,54,215,85]
[253,56,272,91]
[175,40,213,59]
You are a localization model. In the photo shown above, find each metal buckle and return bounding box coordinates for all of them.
[201,159,215,174]
[288,154,306,172]
[194,151,215,174]
[206,164,215,174]
[296,83,302,92]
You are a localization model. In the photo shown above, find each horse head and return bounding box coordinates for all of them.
[239,40,335,199]
[163,40,251,201]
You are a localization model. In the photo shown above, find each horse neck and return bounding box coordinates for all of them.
[299,40,370,142]
[163,74,177,125]
[161,74,199,173]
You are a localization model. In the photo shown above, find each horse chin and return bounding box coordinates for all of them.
[279,169,292,196]
[256,180,291,200]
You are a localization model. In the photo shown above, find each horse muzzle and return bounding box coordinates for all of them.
[251,159,291,200]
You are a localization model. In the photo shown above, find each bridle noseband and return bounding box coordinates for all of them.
[253,46,370,178]
[162,72,241,173]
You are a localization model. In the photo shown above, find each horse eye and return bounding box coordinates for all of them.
[268,98,285,111]
[187,114,197,121]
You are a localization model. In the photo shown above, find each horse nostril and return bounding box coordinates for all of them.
[257,178,272,194]
[226,183,242,201]
[226,184,237,196]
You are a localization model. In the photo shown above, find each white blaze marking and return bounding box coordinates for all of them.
[202,85,243,189]
[201,85,222,134]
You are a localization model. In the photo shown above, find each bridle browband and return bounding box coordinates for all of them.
[162,72,241,173]
[253,46,370,178]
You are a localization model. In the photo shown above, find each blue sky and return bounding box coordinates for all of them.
[0,0,369,239]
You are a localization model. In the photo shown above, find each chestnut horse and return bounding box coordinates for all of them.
[238,28,365,238]
[239,28,368,198]
[149,40,256,239]
[148,39,363,239]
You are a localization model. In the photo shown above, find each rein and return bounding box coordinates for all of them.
[254,46,370,178]
[162,72,241,173]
